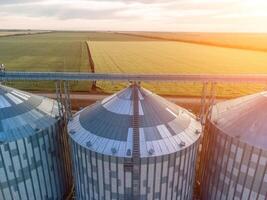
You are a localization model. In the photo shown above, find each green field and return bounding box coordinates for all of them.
[0,30,48,37]
[1,31,267,97]
[0,31,153,72]
[0,31,155,91]
[90,40,267,97]
[0,32,93,91]
[0,32,91,72]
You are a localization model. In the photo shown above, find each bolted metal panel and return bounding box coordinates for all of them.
[70,138,200,200]
[200,92,267,200]
[200,120,267,200]
[68,85,201,158]
[210,91,267,150]
[68,85,202,200]
[0,122,70,200]
[0,85,72,200]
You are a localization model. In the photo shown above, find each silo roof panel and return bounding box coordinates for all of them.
[79,104,131,141]
[143,127,162,141]
[211,91,267,150]
[0,84,60,142]
[69,85,201,157]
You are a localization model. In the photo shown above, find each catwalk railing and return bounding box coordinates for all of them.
[1,71,267,83]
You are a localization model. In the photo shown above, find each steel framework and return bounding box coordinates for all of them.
[1,71,267,83]
[2,70,266,199]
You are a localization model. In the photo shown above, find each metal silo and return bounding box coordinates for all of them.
[0,85,72,200]
[200,91,267,200]
[68,83,201,200]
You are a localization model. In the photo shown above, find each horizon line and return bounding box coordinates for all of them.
[1,29,267,34]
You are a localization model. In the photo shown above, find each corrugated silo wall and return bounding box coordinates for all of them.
[0,119,71,200]
[200,120,267,200]
[70,138,200,200]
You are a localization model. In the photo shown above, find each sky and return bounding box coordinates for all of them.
[0,0,267,32]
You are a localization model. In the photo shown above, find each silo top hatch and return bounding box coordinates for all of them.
[68,84,201,158]
[0,85,59,142]
[211,91,267,150]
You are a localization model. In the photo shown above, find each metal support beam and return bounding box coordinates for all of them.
[2,71,267,83]
[196,82,216,193]
[199,82,217,127]
[200,82,208,126]
[55,80,73,195]
[59,81,66,120]
[63,81,72,120]
[206,82,217,121]
[55,81,63,117]
[197,82,217,194]
[55,80,72,121]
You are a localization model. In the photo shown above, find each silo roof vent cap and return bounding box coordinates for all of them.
[148,149,155,155]
[126,149,131,156]
[111,148,117,154]
[86,141,92,147]
[180,141,186,147]
[35,128,41,132]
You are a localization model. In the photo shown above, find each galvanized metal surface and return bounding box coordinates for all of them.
[131,83,141,199]
[0,84,59,142]
[70,136,200,200]
[2,71,267,82]
[0,122,71,200]
[68,86,201,157]
[68,85,202,199]
[200,121,267,200]
[0,84,72,200]
[211,91,267,150]
[200,92,267,200]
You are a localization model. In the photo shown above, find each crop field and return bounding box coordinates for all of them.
[0,30,49,37]
[0,32,153,72]
[90,40,267,97]
[0,32,92,91]
[0,32,92,72]
[119,32,267,52]
[1,31,267,97]
[0,31,155,91]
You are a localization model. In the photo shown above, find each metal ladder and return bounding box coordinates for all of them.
[55,80,74,196]
[132,82,140,200]
[55,80,72,120]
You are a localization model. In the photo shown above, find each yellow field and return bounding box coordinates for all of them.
[120,32,267,52]
[1,31,267,97]
[90,40,267,97]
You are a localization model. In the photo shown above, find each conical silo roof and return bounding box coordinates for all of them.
[68,84,201,157]
[210,91,267,150]
[0,84,59,142]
